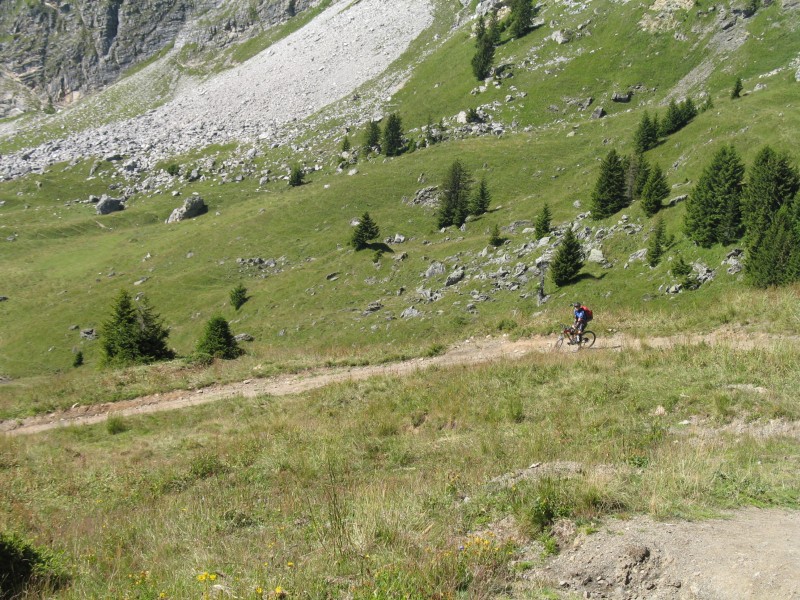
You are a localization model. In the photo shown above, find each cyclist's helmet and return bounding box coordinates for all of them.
[571,302,581,308]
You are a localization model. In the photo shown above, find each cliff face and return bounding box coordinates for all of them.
[0,0,310,115]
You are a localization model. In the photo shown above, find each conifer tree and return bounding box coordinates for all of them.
[382,113,404,157]
[678,97,697,124]
[590,148,627,219]
[364,120,381,152]
[640,163,669,217]
[534,202,552,236]
[470,176,491,215]
[509,0,533,38]
[289,165,305,187]
[731,77,743,99]
[487,10,501,44]
[101,290,173,366]
[741,146,800,246]
[196,316,241,360]
[633,111,659,154]
[341,136,351,153]
[633,155,651,200]
[489,223,504,247]
[684,145,745,247]
[648,217,666,267]
[471,20,495,80]
[550,227,584,286]
[659,99,682,136]
[746,204,797,287]
[437,160,472,228]
[350,212,381,250]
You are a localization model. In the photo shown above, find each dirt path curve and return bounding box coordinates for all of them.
[0,329,784,436]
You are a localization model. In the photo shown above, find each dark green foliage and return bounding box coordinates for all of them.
[341,136,351,152]
[72,351,83,368]
[470,176,491,215]
[101,290,173,367]
[731,77,743,99]
[624,153,650,204]
[230,283,248,310]
[287,0,296,17]
[489,223,504,247]
[382,113,404,157]
[659,97,697,137]
[364,120,381,152]
[196,316,242,360]
[534,203,552,236]
[678,97,697,124]
[640,163,669,217]
[165,163,180,176]
[746,205,798,287]
[0,532,68,598]
[289,165,305,187]
[350,211,381,250]
[487,11,502,44]
[437,160,472,228]
[509,0,533,38]
[741,146,800,247]
[684,145,745,247]
[590,149,627,219]
[633,111,659,154]
[550,227,584,286]
[672,255,692,277]
[106,415,129,435]
[648,217,666,267]
[633,155,651,200]
[471,19,495,80]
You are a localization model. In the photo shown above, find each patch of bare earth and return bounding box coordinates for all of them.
[515,508,800,599]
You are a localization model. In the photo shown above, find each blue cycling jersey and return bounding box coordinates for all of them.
[574,308,586,321]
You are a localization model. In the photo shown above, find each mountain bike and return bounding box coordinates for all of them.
[554,324,596,350]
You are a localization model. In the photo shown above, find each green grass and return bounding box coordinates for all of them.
[1,342,798,598]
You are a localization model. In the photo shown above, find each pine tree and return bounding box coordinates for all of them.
[470,176,491,215]
[741,146,800,246]
[471,25,495,80]
[489,223,504,247]
[550,227,584,286]
[590,148,627,219]
[364,120,381,152]
[659,99,682,136]
[101,290,173,366]
[678,97,697,125]
[382,113,404,157]
[648,217,666,267]
[230,283,248,310]
[437,160,472,228]
[684,145,745,247]
[196,316,241,359]
[746,204,797,287]
[509,0,533,38]
[731,77,743,99]
[534,202,552,236]
[633,154,651,200]
[487,10,501,45]
[350,211,381,250]
[474,14,486,40]
[341,136,351,153]
[640,163,669,217]
[633,111,659,154]
[289,165,304,187]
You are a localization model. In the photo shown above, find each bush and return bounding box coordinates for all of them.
[165,163,180,176]
[72,350,83,368]
[195,316,242,360]
[489,224,504,247]
[289,165,305,187]
[229,283,248,310]
[0,532,68,597]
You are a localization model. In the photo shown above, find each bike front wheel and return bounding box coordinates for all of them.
[580,331,596,348]
[554,335,565,351]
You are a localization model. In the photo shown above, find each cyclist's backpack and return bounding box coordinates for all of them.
[581,305,593,321]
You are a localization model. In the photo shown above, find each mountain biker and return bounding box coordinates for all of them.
[570,302,589,345]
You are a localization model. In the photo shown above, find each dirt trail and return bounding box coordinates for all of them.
[0,329,786,436]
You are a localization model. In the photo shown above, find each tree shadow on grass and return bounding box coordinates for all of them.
[364,242,394,254]
[574,272,607,282]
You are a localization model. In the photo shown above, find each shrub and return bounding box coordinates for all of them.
[0,532,68,597]
[165,163,180,176]
[229,283,248,310]
[489,223,504,247]
[289,165,305,187]
[72,350,84,368]
[106,415,129,435]
[196,316,242,360]
[731,77,743,99]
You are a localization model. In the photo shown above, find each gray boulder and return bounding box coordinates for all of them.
[401,306,421,319]
[80,328,97,340]
[587,248,606,264]
[96,196,124,215]
[166,196,208,224]
[425,261,446,278]
[611,91,632,103]
[591,106,607,119]
[445,267,466,286]
[234,333,254,342]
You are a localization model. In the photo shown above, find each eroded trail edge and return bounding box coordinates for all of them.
[0,330,786,435]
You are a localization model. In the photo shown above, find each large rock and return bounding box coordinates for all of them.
[96,196,124,215]
[401,306,421,319]
[445,267,466,286]
[425,261,446,278]
[166,196,208,224]
[587,248,606,264]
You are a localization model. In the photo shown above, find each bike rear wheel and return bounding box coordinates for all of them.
[580,330,596,348]
[554,336,565,350]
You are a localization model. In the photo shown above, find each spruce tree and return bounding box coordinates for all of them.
[196,316,241,359]
[633,155,651,200]
[230,283,248,310]
[509,0,533,38]
[471,23,495,80]
[489,223,504,247]
[684,145,745,247]
[437,160,472,228]
[660,99,682,136]
[364,120,381,152]
[741,146,800,246]
[731,77,743,99]
[550,227,584,286]
[101,290,173,366]
[289,165,305,187]
[633,111,659,154]
[382,113,404,157]
[534,202,552,236]
[647,217,666,267]
[341,136,351,153]
[350,211,380,250]
[487,10,502,45]
[470,176,491,215]
[590,148,627,220]
[678,97,697,125]
[640,163,669,217]
[746,204,797,287]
